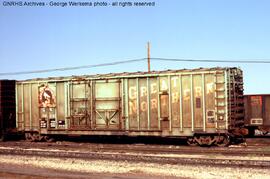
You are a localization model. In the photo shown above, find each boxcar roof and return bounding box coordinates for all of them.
[17,67,240,83]
[244,94,270,96]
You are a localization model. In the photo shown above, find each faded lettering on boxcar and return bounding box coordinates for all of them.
[183,89,190,100]
[251,96,262,106]
[128,84,159,114]
[128,77,209,115]
[172,92,179,103]
[160,79,168,91]
[195,87,202,97]
[128,77,181,115]
[129,86,136,99]
[206,82,214,94]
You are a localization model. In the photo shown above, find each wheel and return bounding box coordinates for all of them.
[32,133,41,141]
[187,137,198,146]
[196,136,214,146]
[44,136,54,142]
[215,135,230,147]
[25,133,41,142]
[25,133,33,142]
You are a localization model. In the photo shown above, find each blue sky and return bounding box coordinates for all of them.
[0,0,270,94]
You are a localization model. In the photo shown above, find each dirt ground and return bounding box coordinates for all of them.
[0,154,270,179]
[0,163,162,179]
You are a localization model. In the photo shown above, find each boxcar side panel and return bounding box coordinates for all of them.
[251,96,262,120]
[31,83,39,130]
[181,75,191,128]
[16,84,23,131]
[264,96,270,126]
[127,77,160,131]
[193,74,203,129]
[139,78,148,130]
[56,82,66,129]
[243,95,249,125]
[216,72,226,130]
[205,74,215,128]
[38,83,57,131]
[124,71,230,136]
[150,78,159,129]
[23,84,30,130]
[171,76,180,129]
[245,95,270,127]
[244,94,270,135]
[245,95,263,126]
[128,78,137,130]
[0,82,2,136]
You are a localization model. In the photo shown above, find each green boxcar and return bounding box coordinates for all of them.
[16,67,245,146]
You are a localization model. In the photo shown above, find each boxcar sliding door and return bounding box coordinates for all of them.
[93,79,122,130]
[69,81,91,129]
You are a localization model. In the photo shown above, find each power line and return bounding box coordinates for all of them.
[151,57,270,63]
[0,58,146,76]
[1,57,270,76]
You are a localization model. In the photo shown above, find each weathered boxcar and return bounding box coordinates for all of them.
[0,80,16,141]
[16,67,244,146]
[244,94,270,136]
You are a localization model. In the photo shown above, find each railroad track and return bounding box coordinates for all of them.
[1,140,270,156]
[1,141,270,168]
[0,145,270,169]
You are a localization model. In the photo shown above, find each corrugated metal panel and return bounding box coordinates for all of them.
[150,78,158,129]
[16,84,23,131]
[23,84,30,130]
[205,74,215,128]
[182,75,191,128]
[56,82,65,129]
[124,69,229,133]
[31,83,39,130]
[264,96,270,126]
[244,94,270,127]
[193,74,203,129]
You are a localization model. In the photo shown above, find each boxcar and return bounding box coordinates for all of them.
[0,80,16,141]
[244,94,270,136]
[15,67,245,146]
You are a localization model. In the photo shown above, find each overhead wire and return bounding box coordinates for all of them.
[0,58,146,76]
[151,57,270,64]
[1,57,270,76]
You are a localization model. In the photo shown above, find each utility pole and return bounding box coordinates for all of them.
[147,42,150,72]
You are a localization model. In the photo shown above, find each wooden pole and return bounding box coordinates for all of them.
[147,42,150,72]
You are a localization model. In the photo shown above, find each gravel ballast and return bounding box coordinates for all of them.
[0,154,270,179]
